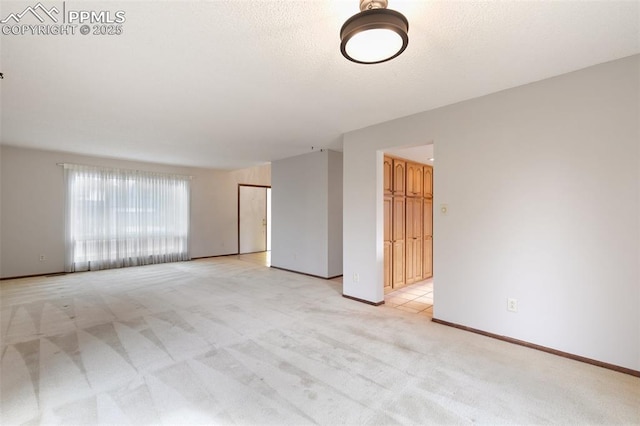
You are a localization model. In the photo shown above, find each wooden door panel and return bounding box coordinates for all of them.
[406,239,422,284]
[392,241,405,287]
[414,165,423,196]
[423,237,433,278]
[423,199,433,237]
[384,241,392,289]
[406,163,415,195]
[406,240,415,284]
[393,197,405,241]
[393,160,405,195]
[384,196,392,241]
[423,198,433,279]
[424,166,433,198]
[406,198,414,239]
[415,240,423,278]
[413,198,422,239]
[383,157,393,195]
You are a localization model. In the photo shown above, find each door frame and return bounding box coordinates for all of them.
[237,184,271,254]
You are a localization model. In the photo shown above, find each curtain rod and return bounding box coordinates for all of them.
[56,162,194,179]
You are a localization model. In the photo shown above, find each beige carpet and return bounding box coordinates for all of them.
[1,257,638,425]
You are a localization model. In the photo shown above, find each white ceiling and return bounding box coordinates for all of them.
[1,1,638,170]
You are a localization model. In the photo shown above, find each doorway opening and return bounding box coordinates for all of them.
[382,143,434,318]
[238,185,271,265]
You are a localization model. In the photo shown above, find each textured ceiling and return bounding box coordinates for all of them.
[1,1,638,169]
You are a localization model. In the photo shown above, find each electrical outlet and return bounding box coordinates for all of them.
[39,255,46,261]
[507,298,518,312]
[353,273,359,283]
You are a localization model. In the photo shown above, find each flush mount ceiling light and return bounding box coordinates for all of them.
[340,0,409,64]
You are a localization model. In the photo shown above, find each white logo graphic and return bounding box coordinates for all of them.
[1,2,59,24]
[1,2,126,36]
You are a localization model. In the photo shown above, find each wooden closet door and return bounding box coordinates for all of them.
[406,197,424,284]
[383,196,392,290]
[406,162,424,196]
[392,196,405,287]
[384,241,392,290]
[414,165,423,196]
[405,198,415,284]
[413,199,423,278]
[392,241,405,287]
[383,157,393,195]
[384,157,432,289]
[423,166,433,198]
[423,237,432,278]
[423,198,433,278]
[393,160,406,195]
[406,162,415,195]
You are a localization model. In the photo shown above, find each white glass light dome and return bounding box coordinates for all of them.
[345,28,404,64]
[340,7,409,64]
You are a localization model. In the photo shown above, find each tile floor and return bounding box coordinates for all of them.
[234,251,271,266]
[384,279,434,318]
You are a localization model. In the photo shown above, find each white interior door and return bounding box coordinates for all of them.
[266,188,272,251]
[239,186,268,254]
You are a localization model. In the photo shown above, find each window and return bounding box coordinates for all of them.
[64,164,190,271]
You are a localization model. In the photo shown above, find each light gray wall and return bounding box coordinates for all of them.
[271,150,343,278]
[0,146,270,278]
[343,55,639,371]
[271,151,328,277]
[327,150,343,277]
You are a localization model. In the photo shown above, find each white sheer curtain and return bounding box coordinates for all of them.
[64,164,190,272]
